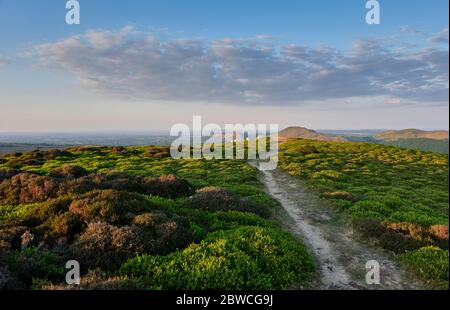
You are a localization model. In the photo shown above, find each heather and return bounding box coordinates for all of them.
[0,146,314,289]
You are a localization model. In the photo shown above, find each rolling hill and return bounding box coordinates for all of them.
[374,129,449,154]
[278,127,348,142]
[375,129,449,141]
[380,138,449,154]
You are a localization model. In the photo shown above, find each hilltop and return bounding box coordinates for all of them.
[375,129,449,141]
[373,129,449,154]
[278,127,348,142]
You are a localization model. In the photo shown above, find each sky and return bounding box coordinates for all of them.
[0,0,448,132]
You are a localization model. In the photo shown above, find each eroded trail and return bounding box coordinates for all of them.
[251,163,419,290]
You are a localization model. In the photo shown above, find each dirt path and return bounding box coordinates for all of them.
[250,162,419,290]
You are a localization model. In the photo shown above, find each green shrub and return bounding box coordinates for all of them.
[0,247,64,288]
[0,169,193,205]
[120,226,315,289]
[131,212,195,255]
[69,214,195,270]
[68,190,156,224]
[0,173,61,204]
[353,219,439,254]
[348,200,392,219]
[0,226,28,252]
[69,222,146,270]
[142,174,192,198]
[278,139,449,286]
[1,146,310,290]
[49,166,88,179]
[50,212,84,239]
[144,147,170,159]
[22,197,73,225]
[159,205,272,235]
[400,246,449,289]
[186,187,270,217]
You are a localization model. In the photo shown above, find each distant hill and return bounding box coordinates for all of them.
[375,129,449,141]
[0,143,68,156]
[279,127,348,142]
[380,139,449,154]
[373,129,449,154]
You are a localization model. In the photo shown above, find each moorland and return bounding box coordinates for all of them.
[278,139,449,288]
[0,138,448,290]
[0,146,314,289]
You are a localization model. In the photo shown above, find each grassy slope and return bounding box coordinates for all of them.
[278,139,449,288]
[0,147,315,290]
[380,138,449,154]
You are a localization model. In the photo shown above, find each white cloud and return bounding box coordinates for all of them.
[33,27,449,106]
[255,34,274,40]
[400,26,427,37]
[430,28,449,44]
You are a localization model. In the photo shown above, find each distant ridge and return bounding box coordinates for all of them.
[278,127,348,142]
[375,129,449,141]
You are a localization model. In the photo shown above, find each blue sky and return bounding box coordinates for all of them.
[0,0,448,131]
[1,0,448,52]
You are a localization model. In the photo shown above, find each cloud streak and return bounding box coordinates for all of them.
[34,27,449,106]
[0,57,11,67]
[430,28,449,44]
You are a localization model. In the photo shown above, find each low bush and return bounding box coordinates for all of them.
[353,219,443,253]
[0,247,64,288]
[0,170,193,205]
[111,146,126,154]
[131,212,195,254]
[68,190,155,224]
[83,172,192,198]
[279,137,449,270]
[430,225,449,241]
[0,168,20,181]
[321,191,353,200]
[186,187,269,217]
[400,246,449,289]
[0,173,61,204]
[3,149,72,167]
[7,197,74,231]
[0,145,310,290]
[69,222,145,270]
[143,174,192,198]
[0,265,16,289]
[68,211,194,270]
[38,269,145,290]
[49,166,88,179]
[65,146,107,153]
[120,226,315,289]
[172,208,272,236]
[143,147,170,159]
[50,212,84,240]
[0,226,28,253]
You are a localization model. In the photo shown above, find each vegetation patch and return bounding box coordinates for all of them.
[186,186,270,217]
[0,146,313,290]
[278,139,449,288]
[399,247,449,289]
[120,226,315,289]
